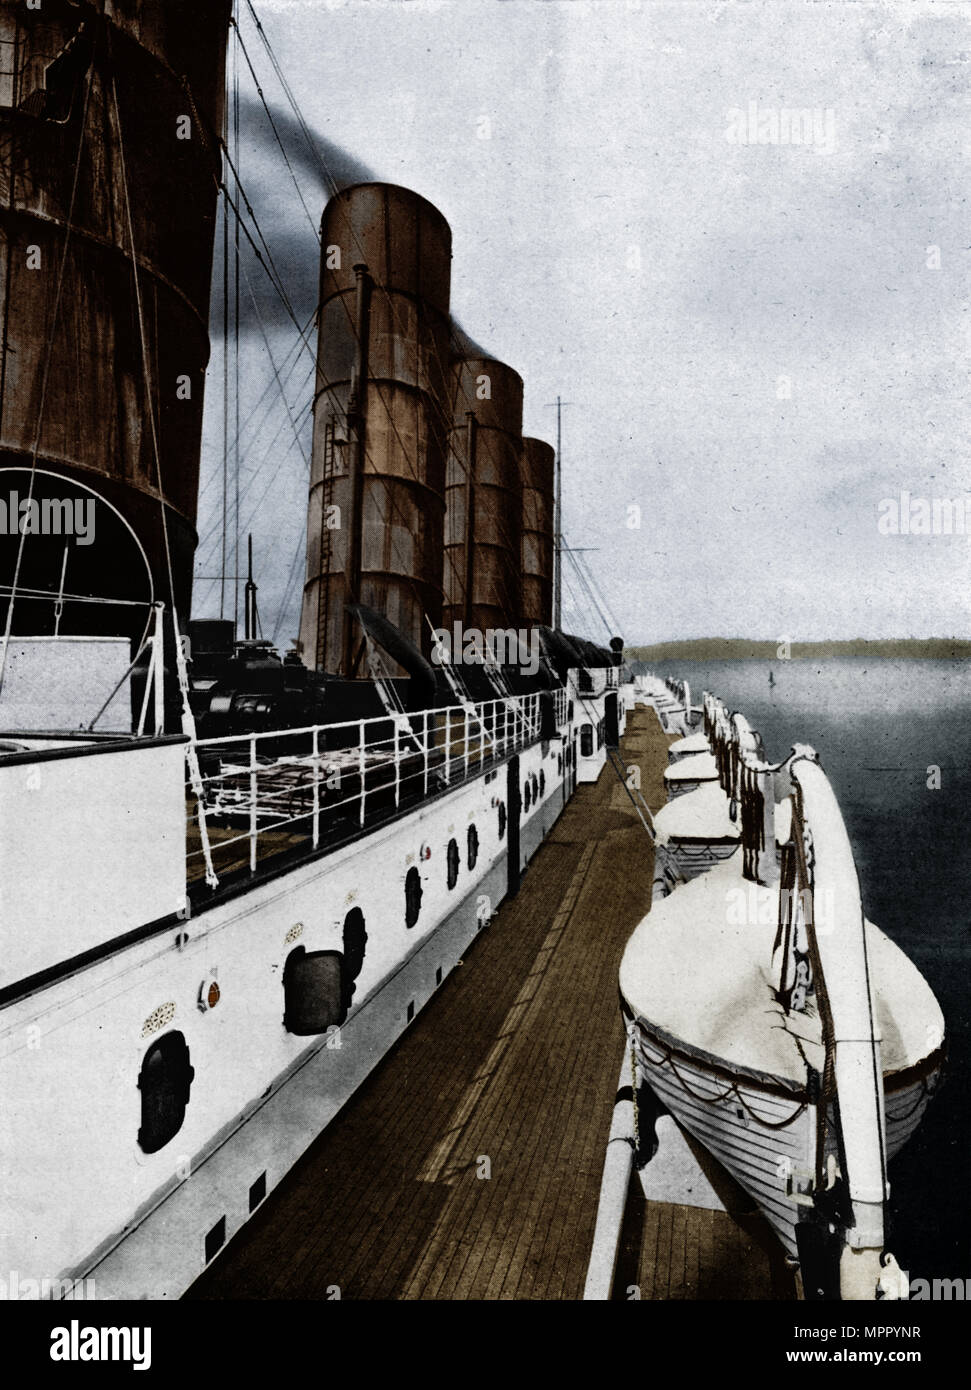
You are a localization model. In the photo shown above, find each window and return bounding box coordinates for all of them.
[539,770,545,797]
[447,838,460,890]
[137,1032,194,1154]
[498,801,507,839]
[467,823,479,871]
[405,866,423,928]
[580,724,594,758]
[524,780,532,812]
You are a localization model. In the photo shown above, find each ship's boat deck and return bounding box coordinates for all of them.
[187,706,784,1300]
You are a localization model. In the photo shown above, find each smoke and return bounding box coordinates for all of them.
[449,319,498,362]
[213,97,501,360]
[211,96,378,336]
[237,94,376,197]
[199,98,504,640]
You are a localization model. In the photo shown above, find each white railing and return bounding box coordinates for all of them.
[186,688,558,884]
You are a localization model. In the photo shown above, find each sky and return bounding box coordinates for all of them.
[195,0,971,648]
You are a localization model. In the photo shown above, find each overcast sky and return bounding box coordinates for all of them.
[195,0,970,648]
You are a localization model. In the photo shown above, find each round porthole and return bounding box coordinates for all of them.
[447,838,460,890]
[467,823,479,870]
[498,801,506,839]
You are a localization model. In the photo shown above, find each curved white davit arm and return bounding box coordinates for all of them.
[790,758,906,1301]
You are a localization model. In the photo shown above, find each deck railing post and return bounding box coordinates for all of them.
[359,720,367,827]
[444,709,451,785]
[249,734,258,872]
[759,763,776,882]
[152,603,165,735]
[312,726,320,848]
[464,705,470,778]
[423,710,429,795]
[394,718,400,807]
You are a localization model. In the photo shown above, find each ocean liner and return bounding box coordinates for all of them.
[0,0,632,1299]
[0,2,944,1307]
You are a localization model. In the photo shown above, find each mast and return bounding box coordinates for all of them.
[244,535,258,641]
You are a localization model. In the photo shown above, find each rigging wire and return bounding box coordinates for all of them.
[0,56,97,697]
[198,2,539,654]
[197,305,316,506]
[234,1,528,637]
[230,14,321,240]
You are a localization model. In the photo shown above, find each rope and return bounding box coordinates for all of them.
[627,1021,641,1155]
[885,1074,934,1124]
[638,1028,809,1130]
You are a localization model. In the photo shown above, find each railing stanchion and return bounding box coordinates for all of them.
[423,710,429,794]
[464,705,470,779]
[445,709,451,785]
[394,718,400,807]
[359,720,366,827]
[249,734,258,872]
[312,726,320,849]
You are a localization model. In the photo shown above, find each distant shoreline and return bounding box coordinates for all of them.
[625,638,971,661]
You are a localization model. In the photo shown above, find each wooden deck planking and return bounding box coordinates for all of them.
[189,705,787,1300]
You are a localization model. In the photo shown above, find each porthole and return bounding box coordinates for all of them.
[539,770,545,797]
[581,724,594,758]
[524,780,532,812]
[467,823,479,871]
[498,801,507,839]
[283,946,344,1035]
[342,907,367,1009]
[137,1031,194,1155]
[405,865,423,928]
[447,838,460,889]
[558,753,563,775]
